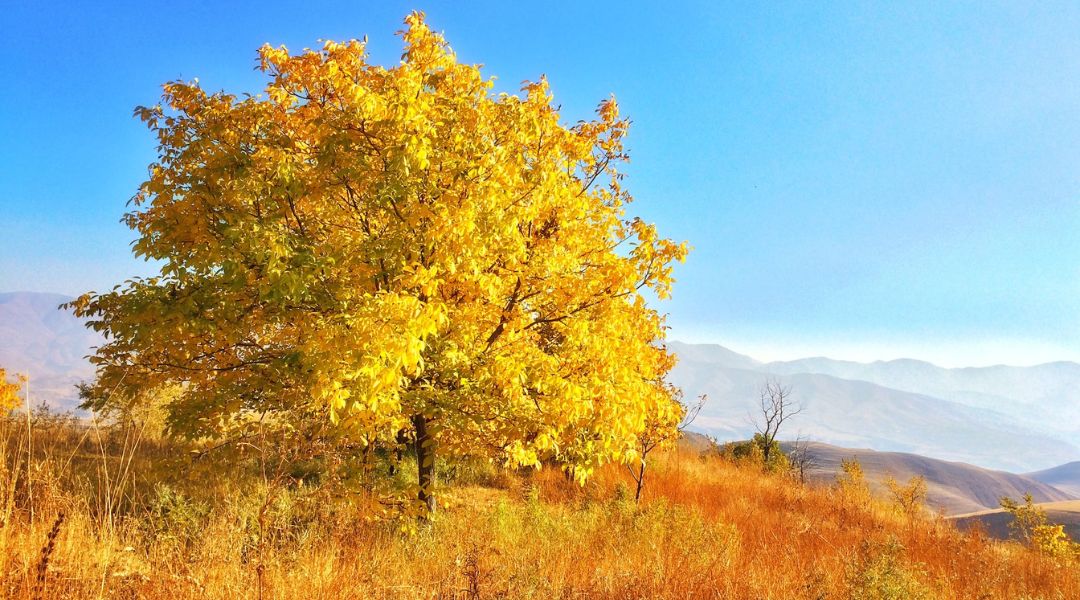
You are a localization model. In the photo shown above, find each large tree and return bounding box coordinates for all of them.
[72,12,686,512]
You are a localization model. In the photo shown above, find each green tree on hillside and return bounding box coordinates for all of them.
[724,433,790,472]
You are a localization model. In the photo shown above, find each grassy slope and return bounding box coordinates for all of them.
[951,500,1080,541]
[2,418,1078,599]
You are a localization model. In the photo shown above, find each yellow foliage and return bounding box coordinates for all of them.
[884,474,928,519]
[0,368,23,412]
[1030,524,1076,558]
[838,457,871,504]
[1001,493,1080,557]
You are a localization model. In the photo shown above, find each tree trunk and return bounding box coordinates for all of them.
[388,429,408,477]
[634,460,646,502]
[413,415,437,515]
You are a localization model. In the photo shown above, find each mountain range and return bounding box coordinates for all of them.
[668,341,1080,473]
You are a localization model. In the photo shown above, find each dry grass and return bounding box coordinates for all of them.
[1,413,1077,599]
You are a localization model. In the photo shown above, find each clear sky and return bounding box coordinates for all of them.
[3,1,1079,367]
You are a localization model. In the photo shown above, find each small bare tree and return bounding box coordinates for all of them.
[628,392,707,502]
[752,378,802,465]
[787,434,817,484]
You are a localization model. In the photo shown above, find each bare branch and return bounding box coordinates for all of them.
[752,378,802,464]
[678,393,707,433]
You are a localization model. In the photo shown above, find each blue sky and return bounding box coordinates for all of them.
[3,1,1079,366]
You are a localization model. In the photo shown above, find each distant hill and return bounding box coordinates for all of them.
[782,441,1075,515]
[666,341,762,371]
[1026,461,1080,497]
[0,292,98,410]
[951,500,1080,541]
[678,431,716,454]
[669,341,1080,472]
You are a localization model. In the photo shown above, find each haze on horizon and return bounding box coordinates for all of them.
[3,1,1079,367]
[671,334,1080,370]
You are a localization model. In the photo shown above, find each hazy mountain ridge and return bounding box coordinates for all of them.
[761,352,1080,438]
[0,292,98,410]
[669,341,1080,472]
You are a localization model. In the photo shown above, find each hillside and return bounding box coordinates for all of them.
[670,341,1080,472]
[782,441,1075,515]
[1027,461,1080,496]
[952,500,1080,542]
[3,416,1078,599]
[0,292,98,410]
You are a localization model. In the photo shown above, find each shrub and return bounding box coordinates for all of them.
[847,537,930,600]
[723,434,790,473]
[884,475,927,519]
[837,458,871,504]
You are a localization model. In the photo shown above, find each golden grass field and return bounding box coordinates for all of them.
[2,412,1078,599]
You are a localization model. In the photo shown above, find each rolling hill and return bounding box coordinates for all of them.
[1026,461,1080,497]
[781,441,1075,515]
